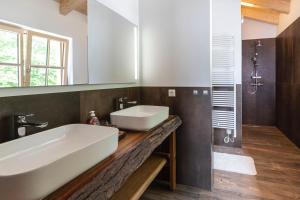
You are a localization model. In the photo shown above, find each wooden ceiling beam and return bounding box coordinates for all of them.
[242,0,290,14]
[75,0,87,15]
[59,0,87,15]
[242,6,280,25]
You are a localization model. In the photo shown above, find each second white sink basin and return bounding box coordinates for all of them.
[110,105,169,131]
[0,124,119,200]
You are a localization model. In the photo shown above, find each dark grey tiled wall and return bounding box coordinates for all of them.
[80,87,141,123]
[140,87,213,191]
[276,17,300,148]
[242,38,276,126]
[0,86,213,191]
[0,92,80,143]
[0,88,140,143]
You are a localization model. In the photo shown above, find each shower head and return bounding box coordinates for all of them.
[256,40,263,47]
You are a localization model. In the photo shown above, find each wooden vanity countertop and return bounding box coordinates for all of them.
[45,115,182,200]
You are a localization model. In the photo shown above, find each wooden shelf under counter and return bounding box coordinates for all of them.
[45,116,182,200]
[111,155,167,200]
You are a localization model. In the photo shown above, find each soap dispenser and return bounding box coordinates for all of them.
[87,111,100,125]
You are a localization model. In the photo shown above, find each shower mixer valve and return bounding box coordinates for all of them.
[251,83,264,86]
[249,40,264,95]
[251,75,262,79]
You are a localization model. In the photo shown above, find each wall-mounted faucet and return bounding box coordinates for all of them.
[116,97,138,110]
[13,114,48,138]
[127,100,138,107]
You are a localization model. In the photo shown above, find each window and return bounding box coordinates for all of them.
[0,23,23,87]
[0,22,69,88]
[27,32,69,86]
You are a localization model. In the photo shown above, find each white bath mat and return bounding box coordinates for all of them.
[213,152,257,176]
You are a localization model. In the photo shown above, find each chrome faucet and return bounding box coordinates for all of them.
[116,97,138,110]
[126,100,138,107]
[13,114,48,138]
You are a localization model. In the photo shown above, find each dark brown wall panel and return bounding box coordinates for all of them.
[291,85,300,147]
[0,87,213,190]
[276,17,300,148]
[140,87,212,190]
[80,87,141,122]
[0,87,141,144]
[0,92,80,143]
[242,38,276,126]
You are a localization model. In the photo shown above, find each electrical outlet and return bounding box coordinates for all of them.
[168,89,176,97]
[193,90,199,96]
[203,90,209,95]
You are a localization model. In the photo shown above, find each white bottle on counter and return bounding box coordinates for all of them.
[87,111,100,125]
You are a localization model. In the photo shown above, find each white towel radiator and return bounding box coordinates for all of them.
[212,35,236,143]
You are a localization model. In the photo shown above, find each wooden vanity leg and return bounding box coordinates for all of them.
[169,131,176,191]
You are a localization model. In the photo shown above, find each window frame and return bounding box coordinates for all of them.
[0,22,24,87]
[0,22,69,88]
[26,31,69,87]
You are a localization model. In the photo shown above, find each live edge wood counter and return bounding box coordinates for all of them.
[45,116,182,200]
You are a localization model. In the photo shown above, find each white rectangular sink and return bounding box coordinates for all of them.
[0,124,119,200]
[110,105,169,131]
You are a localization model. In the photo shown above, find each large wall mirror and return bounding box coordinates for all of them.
[0,0,138,88]
[88,0,138,84]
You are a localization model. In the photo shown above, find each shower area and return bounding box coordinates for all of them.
[242,38,276,126]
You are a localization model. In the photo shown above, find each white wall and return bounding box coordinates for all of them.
[95,0,139,25]
[242,18,277,40]
[88,0,137,84]
[278,0,300,34]
[212,0,242,84]
[0,0,88,85]
[139,0,211,87]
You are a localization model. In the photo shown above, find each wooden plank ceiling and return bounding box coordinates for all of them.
[241,0,291,24]
[57,0,290,25]
[58,0,87,15]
